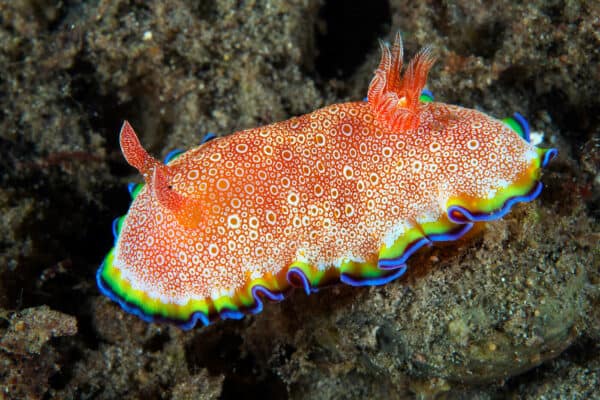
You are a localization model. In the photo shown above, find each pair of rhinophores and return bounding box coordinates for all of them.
[97,32,557,329]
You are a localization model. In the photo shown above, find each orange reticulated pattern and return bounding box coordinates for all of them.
[113,100,540,304]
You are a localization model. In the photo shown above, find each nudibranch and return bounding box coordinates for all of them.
[97,33,557,329]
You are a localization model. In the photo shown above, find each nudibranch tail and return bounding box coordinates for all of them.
[368,32,436,132]
[503,112,531,143]
[445,145,557,223]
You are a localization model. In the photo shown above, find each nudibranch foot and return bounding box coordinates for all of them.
[446,146,557,223]
[201,132,217,144]
[164,149,183,164]
[378,221,475,270]
[505,112,531,143]
[97,31,557,329]
[287,267,318,296]
[541,148,558,168]
[448,182,543,224]
[98,252,286,329]
[341,264,408,287]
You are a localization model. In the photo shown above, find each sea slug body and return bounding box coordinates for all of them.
[97,33,557,329]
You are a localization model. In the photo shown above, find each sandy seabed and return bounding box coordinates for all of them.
[0,1,598,399]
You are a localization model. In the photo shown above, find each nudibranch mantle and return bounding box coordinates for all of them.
[97,33,557,329]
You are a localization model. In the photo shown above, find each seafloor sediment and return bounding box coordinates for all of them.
[0,1,598,399]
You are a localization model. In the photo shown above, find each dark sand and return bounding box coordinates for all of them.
[0,1,598,399]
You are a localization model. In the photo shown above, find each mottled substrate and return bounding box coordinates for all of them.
[0,0,598,399]
[0,307,77,399]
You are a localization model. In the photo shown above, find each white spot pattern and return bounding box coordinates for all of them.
[115,101,540,304]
